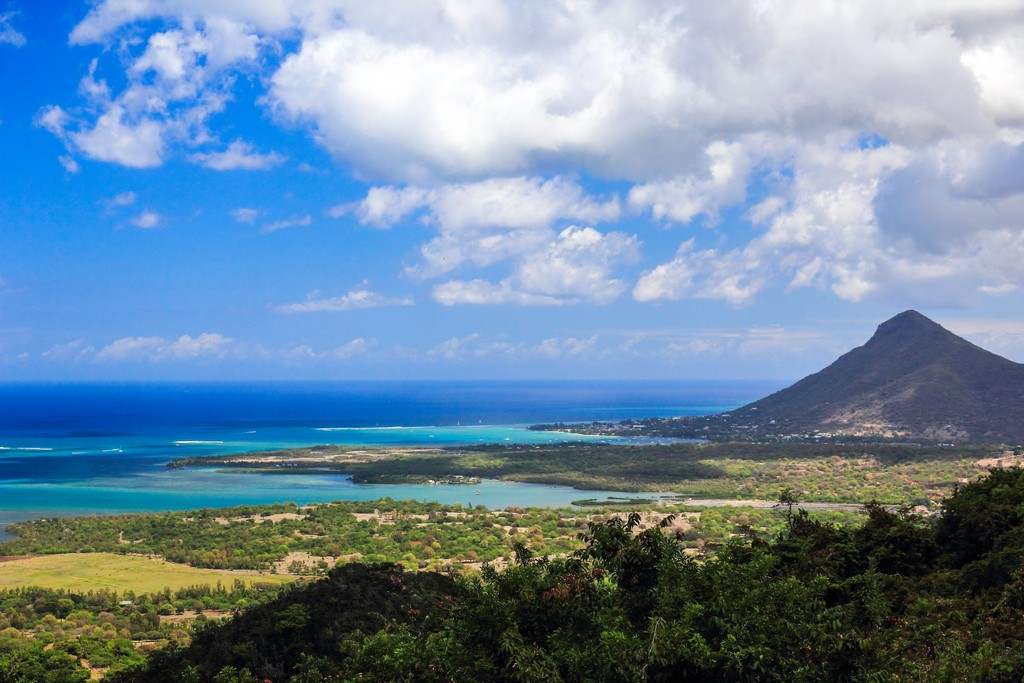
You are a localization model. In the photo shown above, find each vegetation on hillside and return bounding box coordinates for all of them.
[0,580,284,682]
[85,467,1024,682]
[0,501,589,572]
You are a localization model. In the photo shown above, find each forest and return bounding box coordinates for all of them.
[98,466,1024,682]
[4,467,1024,681]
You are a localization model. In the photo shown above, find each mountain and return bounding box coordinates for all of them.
[731,310,1024,443]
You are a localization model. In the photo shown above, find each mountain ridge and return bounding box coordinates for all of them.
[731,310,1024,443]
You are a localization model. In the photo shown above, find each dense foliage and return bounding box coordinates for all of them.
[0,581,284,682]
[105,564,458,683]
[0,500,588,572]
[102,468,1024,682]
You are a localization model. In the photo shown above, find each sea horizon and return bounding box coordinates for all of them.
[0,379,785,537]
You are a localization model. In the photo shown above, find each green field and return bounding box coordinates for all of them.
[0,552,295,593]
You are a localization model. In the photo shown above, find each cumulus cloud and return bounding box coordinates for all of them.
[634,239,764,306]
[434,226,638,305]
[634,138,924,305]
[94,336,166,362]
[190,140,284,170]
[44,1,1024,308]
[73,105,166,168]
[349,176,619,231]
[162,333,235,359]
[330,186,430,226]
[348,176,624,286]
[628,140,758,224]
[276,282,413,312]
[42,339,96,362]
[262,2,999,182]
[95,333,234,362]
[42,16,262,168]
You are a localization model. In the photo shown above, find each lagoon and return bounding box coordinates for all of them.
[0,380,782,538]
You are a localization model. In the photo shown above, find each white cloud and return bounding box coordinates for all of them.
[46,332,379,366]
[109,191,137,207]
[513,226,638,303]
[434,226,638,305]
[95,336,166,362]
[323,337,374,360]
[341,176,619,231]
[161,333,234,359]
[95,333,234,362]
[261,215,311,233]
[261,2,1000,182]
[0,12,26,47]
[426,333,601,360]
[371,176,624,281]
[34,105,71,138]
[332,186,430,225]
[428,334,481,360]
[131,211,162,229]
[961,37,1024,124]
[276,282,413,312]
[634,239,764,306]
[42,1,1024,308]
[667,339,715,356]
[230,207,259,223]
[532,336,598,358]
[59,156,80,174]
[74,105,166,168]
[190,140,284,170]
[42,16,261,168]
[421,177,620,232]
[628,140,757,224]
[283,338,377,362]
[635,138,922,305]
[633,240,700,303]
[42,340,96,362]
[432,280,564,307]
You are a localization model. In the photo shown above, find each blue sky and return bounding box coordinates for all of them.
[2,0,1024,381]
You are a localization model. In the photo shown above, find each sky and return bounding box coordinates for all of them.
[1,0,1024,381]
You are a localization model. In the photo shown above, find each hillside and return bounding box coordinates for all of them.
[538,310,1024,444]
[103,469,1024,682]
[731,310,1024,442]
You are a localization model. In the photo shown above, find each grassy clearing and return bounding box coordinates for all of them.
[0,552,295,593]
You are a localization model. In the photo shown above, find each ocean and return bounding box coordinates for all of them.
[0,380,781,537]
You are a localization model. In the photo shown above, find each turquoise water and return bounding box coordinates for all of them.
[0,424,625,538]
[0,380,783,537]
